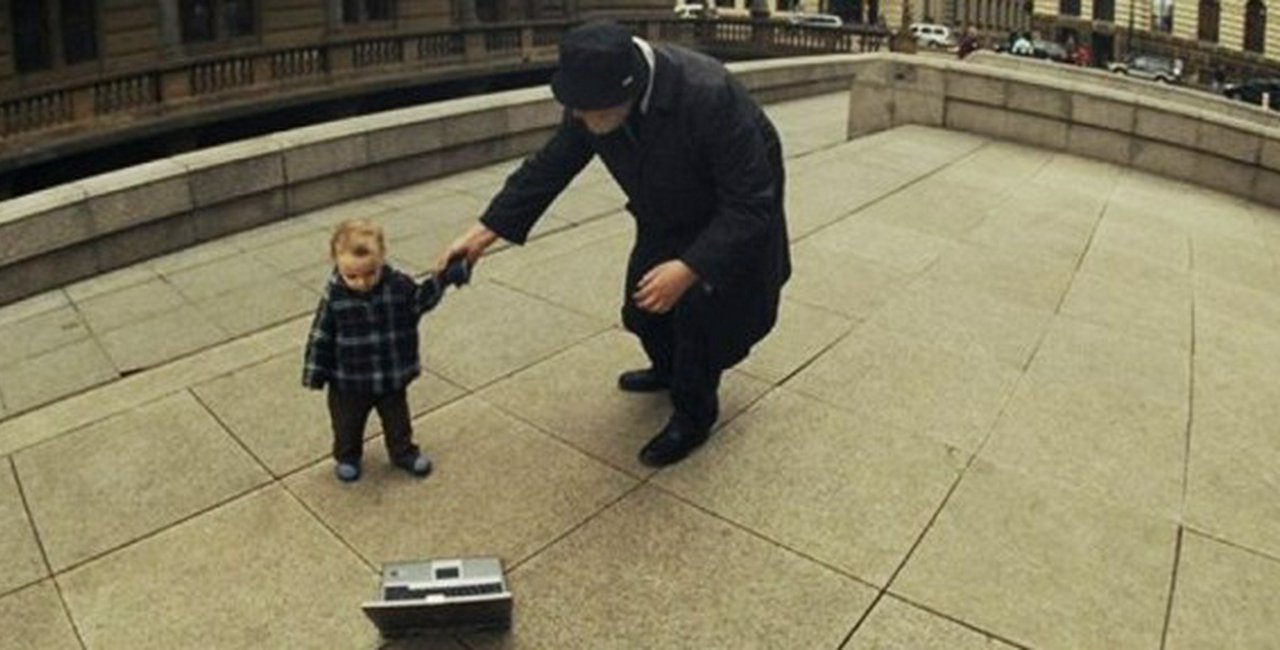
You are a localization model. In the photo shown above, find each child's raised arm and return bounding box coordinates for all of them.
[414,257,470,316]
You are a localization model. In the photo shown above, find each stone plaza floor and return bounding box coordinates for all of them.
[1,91,1279,649]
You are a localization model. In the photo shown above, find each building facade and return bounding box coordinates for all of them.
[0,0,611,94]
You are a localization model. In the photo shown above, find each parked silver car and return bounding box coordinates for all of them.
[1107,54,1184,84]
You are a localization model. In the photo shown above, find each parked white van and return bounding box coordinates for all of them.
[910,23,955,48]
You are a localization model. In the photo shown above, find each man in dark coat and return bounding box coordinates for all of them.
[438,20,790,467]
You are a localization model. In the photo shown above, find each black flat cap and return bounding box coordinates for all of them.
[551,21,647,110]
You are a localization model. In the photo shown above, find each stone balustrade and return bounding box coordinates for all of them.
[848,53,1280,212]
[0,54,867,306]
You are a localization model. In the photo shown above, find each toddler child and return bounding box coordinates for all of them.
[303,218,469,482]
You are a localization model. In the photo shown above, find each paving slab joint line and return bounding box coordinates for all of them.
[188,388,278,480]
[1158,525,1187,649]
[1181,525,1280,564]
[506,480,648,574]
[40,480,274,581]
[49,573,90,650]
[836,460,972,649]
[855,591,1035,650]
[8,455,55,577]
[643,478,881,594]
[1179,297,1196,514]
[277,479,381,575]
[790,138,1004,247]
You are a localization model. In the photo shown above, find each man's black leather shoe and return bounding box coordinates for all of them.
[639,419,710,467]
[617,368,670,393]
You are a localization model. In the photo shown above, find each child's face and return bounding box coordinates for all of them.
[336,250,384,293]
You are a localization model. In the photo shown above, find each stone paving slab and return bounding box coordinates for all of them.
[1186,359,1280,559]
[846,594,1021,649]
[735,298,853,385]
[284,396,636,565]
[861,277,1053,370]
[892,460,1177,650]
[1060,259,1193,352]
[1164,532,1280,649]
[465,486,877,649]
[0,461,46,595]
[787,323,1022,454]
[0,338,118,414]
[0,305,90,368]
[193,353,464,477]
[97,305,230,373]
[655,389,965,587]
[0,322,284,457]
[923,243,1079,313]
[420,282,610,390]
[14,392,270,571]
[62,264,158,304]
[58,486,378,649]
[74,277,187,334]
[192,275,317,338]
[787,238,912,320]
[165,253,281,302]
[0,581,80,650]
[488,230,631,322]
[478,330,770,476]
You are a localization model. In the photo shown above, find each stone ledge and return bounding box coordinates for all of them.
[844,53,1280,216]
[0,56,867,306]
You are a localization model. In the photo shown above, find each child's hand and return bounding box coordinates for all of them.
[437,224,497,274]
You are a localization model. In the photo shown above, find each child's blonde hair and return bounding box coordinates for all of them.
[330,219,385,260]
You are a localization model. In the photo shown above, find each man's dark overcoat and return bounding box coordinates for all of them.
[480,42,790,368]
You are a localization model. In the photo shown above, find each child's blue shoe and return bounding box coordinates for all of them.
[335,462,361,482]
[396,453,432,478]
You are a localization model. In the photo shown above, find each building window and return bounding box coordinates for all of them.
[343,0,396,23]
[11,0,101,73]
[1060,0,1081,16]
[61,0,99,64]
[1150,0,1174,31]
[1093,0,1114,21]
[1244,0,1266,53]
[11,2,52,72]
[181,0,256,43]
[1197,0,1219,42]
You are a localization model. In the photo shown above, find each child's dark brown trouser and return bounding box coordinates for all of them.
[327,388,419,466]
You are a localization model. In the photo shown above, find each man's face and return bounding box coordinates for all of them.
[336,250,384,293]
[572,101,633,135]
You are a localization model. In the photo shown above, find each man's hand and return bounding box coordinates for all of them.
[436,223,499,273]
[633,259,699,314]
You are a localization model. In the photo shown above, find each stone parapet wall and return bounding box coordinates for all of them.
[848,53,1280,209]
[0,55,864,306]
[967,51,1280,129]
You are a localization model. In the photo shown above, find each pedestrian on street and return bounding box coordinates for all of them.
[436,20,791,467]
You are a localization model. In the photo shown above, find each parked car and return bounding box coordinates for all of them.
[788,13,844,28]
[1107,54,1184,84]
[674,3,715,19]
[1222,78,1280,110]
[910,23,955,48]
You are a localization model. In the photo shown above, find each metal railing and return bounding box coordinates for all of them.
[0,18,889,150]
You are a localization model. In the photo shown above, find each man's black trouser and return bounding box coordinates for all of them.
[327,388,420,465]
[622,296,722,433]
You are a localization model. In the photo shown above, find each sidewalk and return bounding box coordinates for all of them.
[2,91,1279,649]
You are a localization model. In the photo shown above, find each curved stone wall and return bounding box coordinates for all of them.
[0,54,865,306]
[848,53,1280,211]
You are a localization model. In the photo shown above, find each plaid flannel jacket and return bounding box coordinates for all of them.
[302,265,444,394]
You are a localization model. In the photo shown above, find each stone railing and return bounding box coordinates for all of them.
[848,53,1280,210]
[0,18,888,172]
[966,51,1280,129]
[0,54,868,306]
